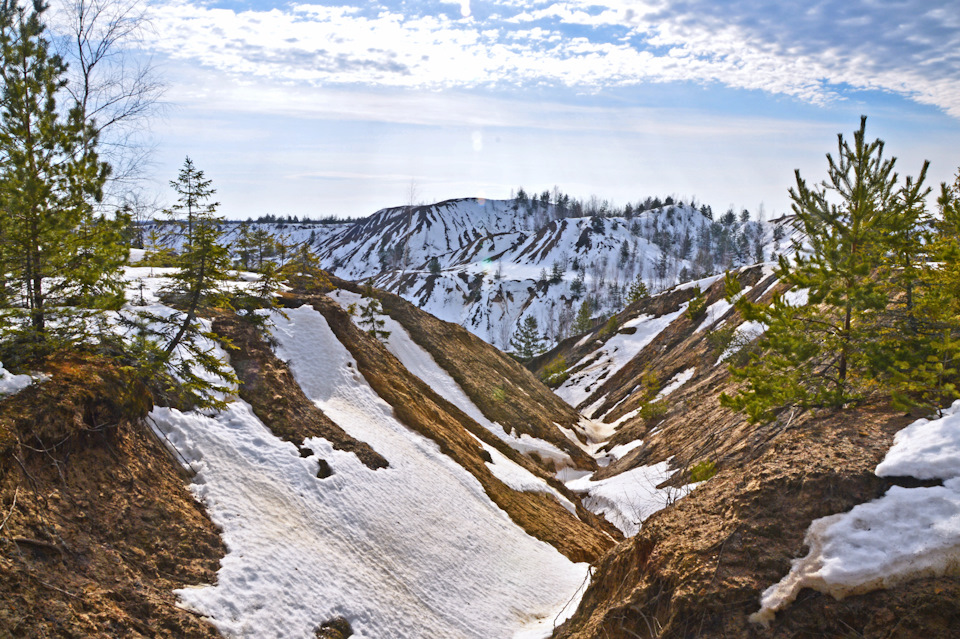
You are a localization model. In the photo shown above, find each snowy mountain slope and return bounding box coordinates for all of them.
[329,275,598,470]
[149,311,592,639]
[291,292,617,561]
[144,195,788,353]
[311,199,783,352]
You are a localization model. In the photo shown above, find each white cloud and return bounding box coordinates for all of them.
[141,0,960,117]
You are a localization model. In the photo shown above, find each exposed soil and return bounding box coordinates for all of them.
[552,400,960,638]
[0,356,225,638]
[285,293,618,563]
[213,314,389,470]
[330,275,598,471]
[535,265,960,637]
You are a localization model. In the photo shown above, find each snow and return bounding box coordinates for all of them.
[751,401,960,626]
[479,440,578,515]
[0,362,34,396]
[557,305,688,409]
[308,199,782,351]
[218,303,588,638]
[330,290,574,469]
[655,368,696,401]
[566,460,696,537]
[876,401,960,480]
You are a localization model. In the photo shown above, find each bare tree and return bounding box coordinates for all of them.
[54,0,164,206]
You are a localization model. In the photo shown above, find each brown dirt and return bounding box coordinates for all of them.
[552,401,960,638]
[542,265,960,637]
[285,293,618,562]
[213,314,389,470]
[0,356,225,638]
[330,275,598,471]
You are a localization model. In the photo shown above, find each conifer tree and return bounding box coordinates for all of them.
[358,292,390,342]
[573,300,593,334]
[164,156,214,246]
[722,118,932,421]
[510,315,544,359]
[0,0,122,361]
[280,244,331,293]
[627,275,649,304]
[130,157,237,409]
[882,169,960,413]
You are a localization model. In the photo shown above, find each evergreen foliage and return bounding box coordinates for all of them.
[573,300,593,334]
[540,355,569,386]
[0,0,123,363]
[626,274,649,304]
[685,286,707,320]
[722,118,941,422]
[280,244,331,293]
[130,157,239,410]
[358,283,390,342]
[510,315,544,359]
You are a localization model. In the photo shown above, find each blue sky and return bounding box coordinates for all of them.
[129,0,960,218]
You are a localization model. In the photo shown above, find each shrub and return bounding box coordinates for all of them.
[541,356,570,387]
[639,399,668,422]
[599,316,618,338]
[690,459,717,483]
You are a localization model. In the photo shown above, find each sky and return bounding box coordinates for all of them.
[116,0,960,218]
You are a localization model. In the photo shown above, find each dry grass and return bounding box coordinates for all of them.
[0,355,224,638]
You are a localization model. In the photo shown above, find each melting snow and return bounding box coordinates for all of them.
[752,400,960,625]
[655,368,696,401]
[566,460,697,537]
[143,294,589,638]
[0,363,34,396]
[557,306,688,410]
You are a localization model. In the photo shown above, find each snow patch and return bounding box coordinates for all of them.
[752,401,960,626]
[0,363,34,396]
[566,460,697,536]
[557,306,687,408]
[655,368,696,401]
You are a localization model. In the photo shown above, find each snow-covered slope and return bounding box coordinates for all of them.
[123,266,610,638]
[311,199,782,351]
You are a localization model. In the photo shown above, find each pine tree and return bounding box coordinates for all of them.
[573,300,593,334]
[627,275,649,304]
[280,244,330,293]
[130,157,237,409]
[358,294,390,342]
[164,156,215,247]
[722,118,932,421]
[881,168,960,413]
[510,315,544,359]
[0,0,121,361]
[234,222,255,270]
